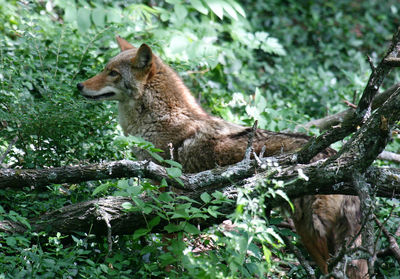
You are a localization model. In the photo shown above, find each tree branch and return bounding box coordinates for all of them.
[374,216,400,264]
[296,27,400,164]
[294,83,400,133]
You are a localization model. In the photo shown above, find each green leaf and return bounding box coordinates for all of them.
[200,192,212,203]
[17,217,31,230]
[158,192,174,203]
[100,264,109,273]
[148,151,164,162]
[117,179,129,189]
[148,216,161,229]
[169,35,189,54]
[207,206,220,218]
[133,228,149,239]
[174,4,188,21]
[236,204,244,214]
[92,7,105,27]
[211,191,224,200]
[113,136,130,148]
[64,4,77,23]
[6,236,16,247]
[176,196,200,204]
[127,185,141,197]
[206,0,224,19]
[77,8,91,33]
[183,223,201,234]
[92,182,111,196]
[275,189,294,212]
[132,197,145,208]
[164,223,183,233]
[174,177,184,187]
[190,0,209,14]
[171,209,190,219]
[164,159,182,169]
[121,202,133,210]
[262,244,271,265]
[106,7,122,23]
[221,1,238,20]
[166,167,182,178]
[227,0,246,17]
[261,37,286,56]
[266,227,284,244]
[143,206,152,214]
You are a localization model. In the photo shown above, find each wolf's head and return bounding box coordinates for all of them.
[77,36,156,101]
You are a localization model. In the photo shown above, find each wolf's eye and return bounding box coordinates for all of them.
[108,70,119,77]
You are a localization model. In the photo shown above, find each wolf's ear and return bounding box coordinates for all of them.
[132,43,153,68]
[116,35,135,52]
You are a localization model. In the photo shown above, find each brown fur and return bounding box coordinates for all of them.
[78,37,368,278]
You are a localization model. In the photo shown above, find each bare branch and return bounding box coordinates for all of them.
[244,120,258,161]
[294,83,400,133]
[378,151,400,163]
[384,57,400,67]
[374,216,400,264]
[0,136,18,165]
[281,234,317,279]
[296,27,400,164]
[353,172,376,277]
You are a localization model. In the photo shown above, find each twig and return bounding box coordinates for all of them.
[71,26,112,82]
[252,151,262,166]
[281,234,317,279]
[373,206,395,255]
[53,26,65,79]
[185,68,210,75]
[0,136,18,164]
[344,100,357,109]
[367,55,376,73]
[96,207,113,257]
[374,215,400,264]
[168,143,174,160]
[244,120,258,161]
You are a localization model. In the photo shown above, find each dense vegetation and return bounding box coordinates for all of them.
[0,0,399,278]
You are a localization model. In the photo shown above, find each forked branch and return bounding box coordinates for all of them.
[296,27,400,163]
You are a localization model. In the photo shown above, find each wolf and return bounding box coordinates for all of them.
[78,36,367,278]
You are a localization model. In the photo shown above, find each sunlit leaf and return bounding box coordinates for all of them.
[200,192,212,203]
[77,8,91,33]
[206,0,224,19]
[92,7,105,27]
[190,0,208,15]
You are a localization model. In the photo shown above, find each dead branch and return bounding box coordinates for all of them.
[294,83,400,133]
[0,136,18,165]
[281,234,317,279]
[244,120,258,161]
[378,150,400,163]
[1,157,400,198]
[374,216,400,264]
[296,27,400,164]
[354,172,377,276]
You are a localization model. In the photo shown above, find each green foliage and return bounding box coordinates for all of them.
[1,0,399,278]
